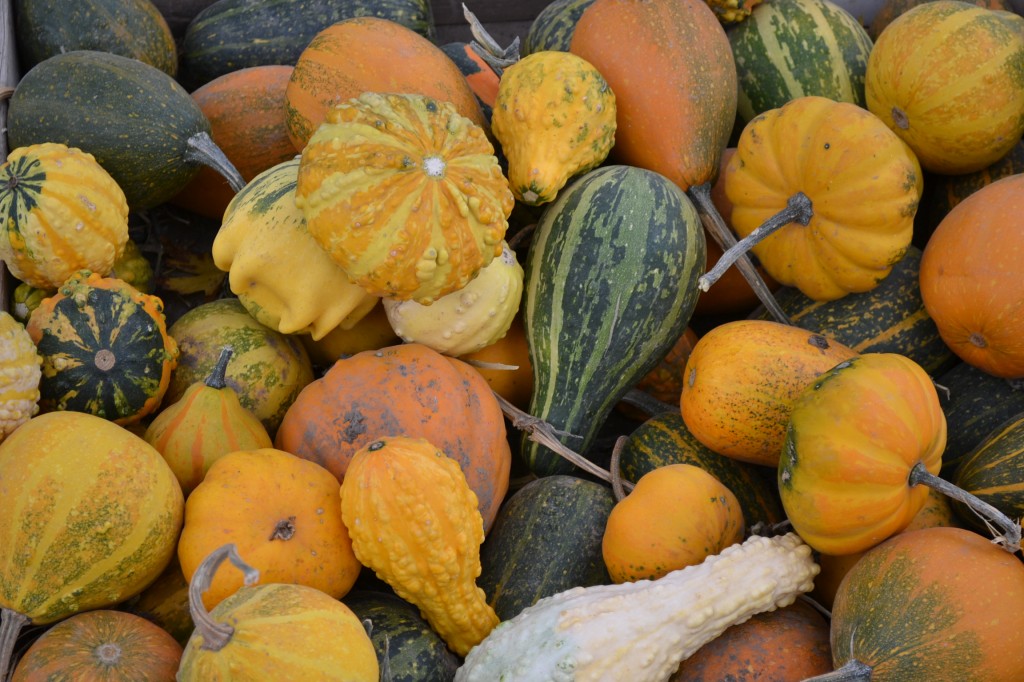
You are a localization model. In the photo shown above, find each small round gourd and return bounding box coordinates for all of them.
[0,311,41,442]
[295,91,514,304]
[0,143,129,289]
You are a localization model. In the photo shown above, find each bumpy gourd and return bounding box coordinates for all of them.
[491,51,616,205]
[0,143,129,289]
[212,157,379,339]
[296,92,514,304]
[456,533,819,681]
[383,241,524,356]
[704,0,763,22]
[340,436,499,657]
[0,312,41,442]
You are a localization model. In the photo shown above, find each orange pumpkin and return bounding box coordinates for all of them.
[920,173,1024,379]
[275,343,511,532]
[458,313,534,411]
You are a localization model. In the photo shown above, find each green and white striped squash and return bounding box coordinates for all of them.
[523,0,598,55]
[729,0,874,124]
[951,412,1024,532]
[522,165,706,477]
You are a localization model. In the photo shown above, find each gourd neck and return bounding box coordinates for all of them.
[188,543,261,652]
[205,347,234,390]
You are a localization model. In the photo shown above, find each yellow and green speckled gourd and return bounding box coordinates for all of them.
[340,436,499,657]
[0,312,41,443]
[295,92,515,304]
[0,143,129,289]
[490,50,617,205]
[212,157,379,340]
[0,410,184,679]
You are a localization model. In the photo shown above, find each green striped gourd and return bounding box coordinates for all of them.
[728,0,874,123]
[522,165,705,476]
[950,412,1024,531]
[523,0,598,55]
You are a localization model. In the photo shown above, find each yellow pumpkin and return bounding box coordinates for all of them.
[0,311,41,442]
[295,92,515,304]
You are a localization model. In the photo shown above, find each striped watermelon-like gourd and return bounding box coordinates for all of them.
[950,412,1024,531]
[729,0,874,124]
[522,165,706,477]
[523,0,598,55]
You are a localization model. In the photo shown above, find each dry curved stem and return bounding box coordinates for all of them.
[620,388,677,417]
[462,3,520,74]
[0,86,13,102]
[506,222,536,251]
[0,608,30,682]
[803,659,873,681]
[185,132,246,193]
[609,436,629,502]
[493,390,634,493]
[687,182,791,325]
[189,543,261,652]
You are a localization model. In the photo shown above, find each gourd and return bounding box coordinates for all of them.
[490,50,617,205]
[0,143,129,290]
[110,238,155,294]
[868,0,1012,39]
[212,157,378,340]
[143,347,273,495]
[680,319,858,467]
[0,312,41,443]
[295,91,513,304]
[919,173,1024,378]
[177,544,378,681]
[276,342,511,533]
[700,96,923,302]
[383,241,524,356]
[440,41,499,118]
[6,50,244,211]
[27,270,179,425]
[950,412,1024,532]
[297,301,401,369]
[177,448,361,610]
[455,533,819,681]
[0,411,184,678]
[10,609,182,681]
[340,436,499,657]
[602,463,745,583]
[523,0,596,54]
[865,0,1024,174]
[8,282,50,325]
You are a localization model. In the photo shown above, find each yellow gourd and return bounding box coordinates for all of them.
[340,436,499,656]
[0,312,41,442]
[491,50,617,205]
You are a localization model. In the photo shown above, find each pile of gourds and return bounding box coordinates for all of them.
[2,0,1024,679]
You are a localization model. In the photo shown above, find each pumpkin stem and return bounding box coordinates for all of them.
[269,516,297,541]
[802,659,873,681]
[609,436,629,502]
[206,347,234,389]
[698,191,813,294]
[908,462,1022,553]
[184,132,246,193]
[0,608,29,680]
[462,3,520,74]
[686,183,791,325]
[188,543,261,652]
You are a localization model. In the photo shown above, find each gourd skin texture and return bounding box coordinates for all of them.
[491,50,616,205]
[779,353,947,555]
[456,533,819,681]
[296,92,514,304]
[0,143,129,289]
[213,157,378,340]
[178,582,378,681]
[725,96,923,302]
[0,411,184,625]
[866,1,1024,174]
[0,312,41,442]
[340,436,499,657]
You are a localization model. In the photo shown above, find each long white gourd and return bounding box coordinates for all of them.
[456,532,819,682]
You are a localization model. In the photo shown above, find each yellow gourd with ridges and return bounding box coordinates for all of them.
[340,436,499,657]
[383,241,524,357]
[296,92,514,304]
[213,157,378,340]
[0,143,128,289]
[0,311,41,442]
[491,51,616,205]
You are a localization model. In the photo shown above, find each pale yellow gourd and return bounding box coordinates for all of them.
[212,157,378,340]
[456,533,819,680]
[383,242,524,357]
[0,312,41,442]
[491,50,616,205]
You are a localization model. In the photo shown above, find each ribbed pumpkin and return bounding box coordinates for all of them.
[340,436,499,657]
[275,343,511,532]
[10,610,182,682]
[0,312,41,442]
[714,96,923,302]
[865,0,1024,174]
[296,91,513,304]
[284,16,485,152]
[0,411,184,677]
[212,157,378,340]
[177,448,361,611]
[0,143,129,289]
[143,347,273,495]
[26,270,179,425]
